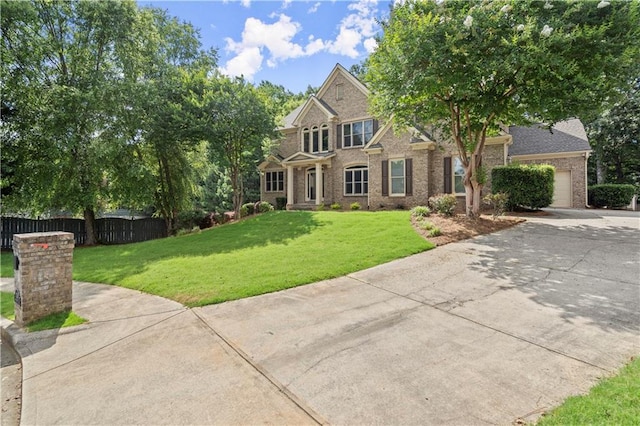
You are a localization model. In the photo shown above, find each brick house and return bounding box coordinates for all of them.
[259,64,590,210]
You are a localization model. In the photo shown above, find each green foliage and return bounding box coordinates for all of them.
[411,205,431,218]
[275,197,287,210]
[492,165,554,210]
[428,194,457,216]
[587,80,640,188]
[366,0,640,216]
[482,192,510,218]
[330,203,342,210]
[1,212,434,306]
[428,227,442,237]
[240,203,255,217]
[350,202,361,210]
[537,357,640,426]
[588,184,636,208]
[176,209,206,232]
[315,204,325,211]
[257,201,274,213]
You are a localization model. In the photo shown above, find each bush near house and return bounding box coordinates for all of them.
[428,194,457,216]
[275,197,287,210]
[492,164,554,210]
[588,184,636,209]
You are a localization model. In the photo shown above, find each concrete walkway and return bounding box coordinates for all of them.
[2,208,639,425]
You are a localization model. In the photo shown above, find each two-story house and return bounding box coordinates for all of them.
[259,64,590,210]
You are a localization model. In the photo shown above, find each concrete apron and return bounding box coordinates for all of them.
[2,209,638,425]
[195,209,640,425]
[0,279,318,425]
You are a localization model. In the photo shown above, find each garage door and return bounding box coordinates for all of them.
[551,170,571,208]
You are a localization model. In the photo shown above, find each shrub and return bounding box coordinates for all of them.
[418,220,434,230]
[275,197,287,210]
[428,194,457,216]
[257,201,274,213]
[240,203,255,217]
[350,202,361,210]
[316,204,325,211]
[330,202,341,210]
[411,205,431,218]
[176,209,206,231]
[492,164,554,210]
[482,192,509,218]
[428,227,442,237]
[589,184,636,208]
[198,212,216,229]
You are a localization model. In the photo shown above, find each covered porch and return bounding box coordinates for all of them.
[281,152,335,209]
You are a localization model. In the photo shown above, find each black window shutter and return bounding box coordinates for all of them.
[382,160,389,196]
[373,119,379,135]
[444,157,452,194]
[405,158,413,196]
[336,124,342,149]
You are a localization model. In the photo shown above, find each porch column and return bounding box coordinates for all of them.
[315,162,322,206]
[286,165,294,208]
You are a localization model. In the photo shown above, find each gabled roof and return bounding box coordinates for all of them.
[281,151,336,165]
[258,154,284,171]
[316,63,369,99]
[280,103,304,129]
[508,119,591,156]
[290,95,338,127]
[363,119,435,152]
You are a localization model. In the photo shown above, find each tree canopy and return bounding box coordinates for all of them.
[366,0,640,215]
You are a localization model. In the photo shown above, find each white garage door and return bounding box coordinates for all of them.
[551,170,571,208]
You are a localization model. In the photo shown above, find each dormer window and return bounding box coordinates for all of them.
[302,124,330,153]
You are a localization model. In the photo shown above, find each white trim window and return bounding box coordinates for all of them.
[343,119,374,148]
[265,171,284,192]
[303,124,329,153]
[344,165,368,196]
[453,157,465,194]
[390,159,405,196]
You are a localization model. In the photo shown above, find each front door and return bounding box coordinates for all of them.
[306,169,325,202]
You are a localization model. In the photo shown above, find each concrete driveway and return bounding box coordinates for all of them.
[3,208,639,425]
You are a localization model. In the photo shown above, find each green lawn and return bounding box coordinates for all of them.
[1,211,433,306]
[537,357,640,425]
[1,291,87,332]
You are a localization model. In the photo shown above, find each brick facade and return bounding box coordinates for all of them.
[13,232,74,327]
[260,64,586,210]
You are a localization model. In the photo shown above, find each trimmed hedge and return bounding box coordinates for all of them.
[588,184,636,208]
[492,164,555,210]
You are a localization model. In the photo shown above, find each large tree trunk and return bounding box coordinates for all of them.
[463,153,484,217]
[84,207,98,246]
[594,142,606,184]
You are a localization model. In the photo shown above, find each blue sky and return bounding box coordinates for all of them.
[138,0,392,93]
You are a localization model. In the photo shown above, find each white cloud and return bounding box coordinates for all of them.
[240,0,251,8]
[326,0,380,58]
[363,37,377,53]
[219,0,382,79]
[308,2,321,14]
[220,14,307,79]
[219,47,263,80]
[282,0,292,9]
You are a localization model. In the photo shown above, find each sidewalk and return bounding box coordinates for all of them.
[0,279,319,425]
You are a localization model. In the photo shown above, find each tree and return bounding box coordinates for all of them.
[204,77,276,216]
[2,0,148,244]
[586,80,640,187]
[367,0,640,216]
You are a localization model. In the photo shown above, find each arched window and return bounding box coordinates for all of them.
[302,128,310,152]
[303,125,330,154]
[344,165,368,195]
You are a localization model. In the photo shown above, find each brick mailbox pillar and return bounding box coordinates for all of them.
[13,232,74,327]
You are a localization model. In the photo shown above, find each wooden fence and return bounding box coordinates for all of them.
[1,217,167,249]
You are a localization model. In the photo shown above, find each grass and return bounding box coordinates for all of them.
[1,291,87,332]
[0,211,434,307]
[536,357,640,425]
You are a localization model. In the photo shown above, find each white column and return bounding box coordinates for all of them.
[315,162,322,205]
[286,166,294,208]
